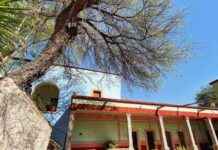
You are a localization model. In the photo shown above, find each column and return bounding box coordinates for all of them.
[158,115,170,150]
[205,118,218,150]
[65,111,75,150]
[127,113,134,150]
[185,117,198,150]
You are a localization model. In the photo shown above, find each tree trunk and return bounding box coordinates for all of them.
[9,29,69,89]
[8,0,97,88]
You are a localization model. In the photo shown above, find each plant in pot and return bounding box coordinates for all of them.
[32,94,58,112]
[46,97,58,112]
[104,141,117,150]
[46,105,57,112]
[176,146,187,150]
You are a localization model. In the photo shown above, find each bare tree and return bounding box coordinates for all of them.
[0,1,189,149]
[5,0,186,90]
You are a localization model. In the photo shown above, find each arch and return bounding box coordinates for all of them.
[32,82,59,112]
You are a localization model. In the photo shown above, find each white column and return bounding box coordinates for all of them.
[185,117,198,150]
[158,115,170,150]
[127,113,134,150]
[65,112,75,150]
[205,118,218,150]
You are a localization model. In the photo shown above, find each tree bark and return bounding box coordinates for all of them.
[8,0,98,88]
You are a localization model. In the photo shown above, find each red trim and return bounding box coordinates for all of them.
[72,95,182,108]
[71,95,218,111]
[72,104,218,118]
[71,141,129,150]
[71,148,103,150]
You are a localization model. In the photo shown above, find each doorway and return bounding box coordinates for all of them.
[203,130,213,150]
[166,131,173,150]
[132,131,139,150]
[146,131,155,150]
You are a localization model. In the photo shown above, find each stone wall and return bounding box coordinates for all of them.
[0,78,51,150]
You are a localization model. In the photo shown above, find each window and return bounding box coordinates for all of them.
[93,90,102,98]
[32,82,59,112]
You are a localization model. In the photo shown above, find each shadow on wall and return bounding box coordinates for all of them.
[50,108,71,148]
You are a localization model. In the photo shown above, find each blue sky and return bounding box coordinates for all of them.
[122,1,218,104]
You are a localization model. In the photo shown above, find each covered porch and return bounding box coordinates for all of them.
[67,96,218,150]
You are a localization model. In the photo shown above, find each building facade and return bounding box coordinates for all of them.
[30,65,121,148]
[70,96,218,150]
[29,65,218,150]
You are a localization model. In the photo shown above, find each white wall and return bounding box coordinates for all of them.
[31,66,121,124]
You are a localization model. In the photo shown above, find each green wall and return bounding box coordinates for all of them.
[72,119,180,143]
[72,118,210,149]
[72,120,119,143]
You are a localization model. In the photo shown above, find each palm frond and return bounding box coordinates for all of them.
[0,0,28,57]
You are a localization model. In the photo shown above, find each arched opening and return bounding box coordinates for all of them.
[32,82,59,112]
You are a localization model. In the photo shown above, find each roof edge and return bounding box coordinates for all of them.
[210,79,218,85]
[71,95,218,111]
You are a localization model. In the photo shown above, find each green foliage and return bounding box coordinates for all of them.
[0,0,27,56]
[0,0,55,58]
[196,85,218,107]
